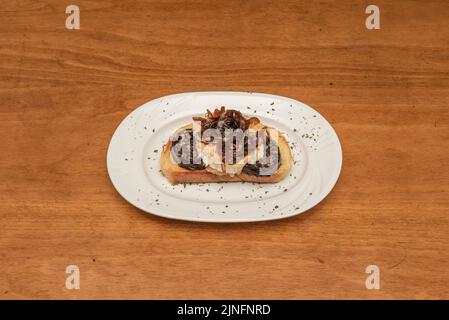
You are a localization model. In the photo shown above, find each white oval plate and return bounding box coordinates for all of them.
[107,92,342,223]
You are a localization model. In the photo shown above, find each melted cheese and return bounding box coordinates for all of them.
[198,122,267,177]
[201,143,225,175]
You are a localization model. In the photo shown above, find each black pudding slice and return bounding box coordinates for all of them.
[171,129,206,170]
[242,139,281,177]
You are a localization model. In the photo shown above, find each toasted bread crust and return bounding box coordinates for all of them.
[160,124,293,185]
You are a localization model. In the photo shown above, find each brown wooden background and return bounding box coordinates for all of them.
[1,0,448,299]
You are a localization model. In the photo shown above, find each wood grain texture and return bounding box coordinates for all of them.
[1,0,449,299]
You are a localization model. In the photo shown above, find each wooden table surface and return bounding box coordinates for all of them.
[1,0,449,299]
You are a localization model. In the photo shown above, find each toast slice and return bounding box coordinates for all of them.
[160,122,293,185]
